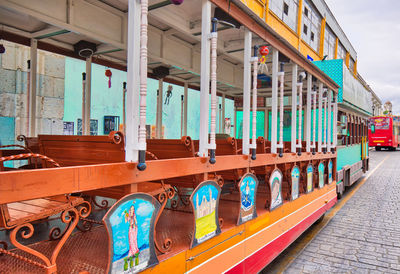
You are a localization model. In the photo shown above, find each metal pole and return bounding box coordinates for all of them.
[198,0,211,157]
[222,94,226,134]
[297,78,303,155]
[181,95,184,137]
[123,82,127,135]
[28,39,37,137]
[84,56,92,135]
[312,86,317,154]
[278,63,285,157]
[250,45,258,160]
[318,82,323,152]
[156,78,163,138]
[26,60,31,135]
[306,74,312,152]
[125,0,141,162]
[327,90,332,152]
[184,82,188,136]
[333,94,337,150]
[291,64,298,153]
[82,72,86,135]
[242,28,252,156]
[209,18,218,164]
[271,48,279,154]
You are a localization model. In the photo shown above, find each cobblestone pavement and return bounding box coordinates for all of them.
[281,150,400,273]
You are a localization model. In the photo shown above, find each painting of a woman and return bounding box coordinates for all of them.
[125,205,139,260]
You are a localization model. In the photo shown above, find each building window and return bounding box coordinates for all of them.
[77,119,98,135]
[301,0,321,52]
[269,0,299,32]
[283,2,289,15]
[337,42,346,60]
[323,25,336,60]
[104,116,120,135]
[63,122,74,135]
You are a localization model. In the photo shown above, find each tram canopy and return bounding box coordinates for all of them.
[0,0,339,97]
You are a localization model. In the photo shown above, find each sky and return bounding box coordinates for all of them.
[325,0,400,114]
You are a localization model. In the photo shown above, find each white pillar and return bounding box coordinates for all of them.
[306,74,312,152]
[327,90,332,152]
[271,48,279,154]
[291,64,297,153]
[242,28,252,155]
[84,56,92,135]
[278,65,285,151]
[28,39,37,137]
[125,0,141,162]
[198,0,211,157]
[318,82,323,152]
[156,79,163,138]
[183,82,188,136]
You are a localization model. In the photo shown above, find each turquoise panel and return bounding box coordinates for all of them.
[337,144,362,171]
[0,117,15,167]
[64,57,235,139]
[313,59,343,102]
[235,111,265,139]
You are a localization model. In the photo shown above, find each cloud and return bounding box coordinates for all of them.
[136,202,154,217]
[325,0,400,111]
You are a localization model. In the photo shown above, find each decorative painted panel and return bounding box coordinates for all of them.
[306,164,314,193]
[103,193,160,274]
[237,173,258,225]
[291,165,300,200]
[269,169,283,210]
[328,160,333,184]
[318,162,325,188]
[190,181,221,248]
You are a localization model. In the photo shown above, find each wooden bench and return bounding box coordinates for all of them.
[0,153,91,273]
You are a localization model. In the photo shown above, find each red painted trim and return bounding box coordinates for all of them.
[227,197,337,274]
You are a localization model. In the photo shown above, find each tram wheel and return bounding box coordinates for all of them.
[376,147,381,151]
[337,190,343,199]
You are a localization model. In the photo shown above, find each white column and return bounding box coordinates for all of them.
[271,48,279,154]
[156,79,163,138]
[28,39,37,137]
[137,0,149,157]
[250,47,258,154]
[84,56,92,135]
[327,90,332,152]
[297,81,303,150]
[198,0,211,157]
[242,28,252,155]
[291,64,297,153]
[183,82,188,136]
[318,82,323,152]
[312,86,317,150]
[125,0,141,162]
[306,74,312,152]
[209,24,218,154]
[123,82,127,134]
[278,65,285,152]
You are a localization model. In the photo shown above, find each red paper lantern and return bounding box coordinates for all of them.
[105,69,112,88]
[259,46,269,56]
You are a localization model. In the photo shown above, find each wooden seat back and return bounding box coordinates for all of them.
[146,136,196,160]
[216,137,237,156]
[38,132,125,167]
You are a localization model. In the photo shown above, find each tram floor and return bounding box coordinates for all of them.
[263,150,400,273]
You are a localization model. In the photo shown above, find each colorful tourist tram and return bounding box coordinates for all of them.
[0,0,376,273]
[368,116,400,151]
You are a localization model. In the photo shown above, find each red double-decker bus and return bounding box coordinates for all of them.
[368,116,400,151]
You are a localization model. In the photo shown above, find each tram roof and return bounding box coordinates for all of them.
[0,0,339,96]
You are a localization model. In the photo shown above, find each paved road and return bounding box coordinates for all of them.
[266,150,400,273]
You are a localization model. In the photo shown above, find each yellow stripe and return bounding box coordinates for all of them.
[276,155,389,273]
